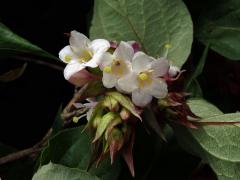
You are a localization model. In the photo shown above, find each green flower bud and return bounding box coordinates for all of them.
[104,116,122,141]
[93,112,117,142]
[103,96,120,112]
[158,98,170,108]
[92,109,104,129]
[107,128,124,163]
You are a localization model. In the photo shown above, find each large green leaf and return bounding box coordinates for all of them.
[90,0,193,68]
[40,126,121,180]
[0,22,57,60]
[33,163,100,180]
[185,45,209,92]
[196,0,240,60]
[175,99,240,180]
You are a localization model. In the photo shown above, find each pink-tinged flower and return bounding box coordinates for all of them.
[110,41,141,53]
[64,66,97,86]
[118,52,169,107]
[127,41,141,53]
[99,41,134,88]
[59,30,110,83]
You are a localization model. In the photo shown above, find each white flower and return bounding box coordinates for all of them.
[59,30,110,81]
[99,41,134,88]
[118,52,169,107]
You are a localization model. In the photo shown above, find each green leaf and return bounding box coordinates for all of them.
[185,45,209,91]
[0,22,57,60]
[196,0,240,60]
[142,107,166,140]
[187,98,223,118]
[51,105,63,136]
[107,91,141,120]
[40,126,121,180]
[33,163,100,180]
[187,80,203,98]
[175,99,240,180]
[90,0,193,68]
[0,63,27,82]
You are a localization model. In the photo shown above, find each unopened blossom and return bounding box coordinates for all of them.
[99,41,134,88]
[59,30,110,83]
[118,52,169,107]
[168,65,180,77]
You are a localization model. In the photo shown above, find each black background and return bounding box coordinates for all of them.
[0,0,93,149]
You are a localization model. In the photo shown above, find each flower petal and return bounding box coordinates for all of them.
[118,72,138,93]
[98,52,114,70]
[113,41,134,62]
[63,61,85,80]
[86,108,94,121]
[69,30,90,53]
[67,69,95,87]
[132,89,152,107]
[84,52,103,68]
[102,73,118,88]
[59,45,75,63]
[132,51,154,73]
[151,58,169,77]
[146,79,168,99]
[90,39,110,53]
[115,83,129,94]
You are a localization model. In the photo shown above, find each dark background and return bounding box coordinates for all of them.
[0,1,239,179]
[0,0,239,150]
[0,0,93,149]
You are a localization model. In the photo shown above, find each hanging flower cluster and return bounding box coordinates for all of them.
[59,30,173,107]
[59,30,193,176]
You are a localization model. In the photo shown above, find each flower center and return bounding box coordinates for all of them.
[78,50,93,62]
[138,71,153,88]
[103,66,112,73]
[111,60,128,77]
[138,73,148,81]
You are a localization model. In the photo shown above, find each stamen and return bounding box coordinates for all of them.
[138,73,148,81]
[113,60,121,66]
[64,55,72,62]
[78,50,93,62]
[164,43,172,49]
[104,66,112,73]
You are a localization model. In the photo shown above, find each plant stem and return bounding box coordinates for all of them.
[0,128,52,165]
[61,83,89,122]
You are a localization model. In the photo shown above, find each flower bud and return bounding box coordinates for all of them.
[168,65,180,77]
[120,108,130,120]
[158,98,170,108]
[92,108,104,129]
[104,117,122,140]
[107,128,124,163]
[103,96,120,112]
